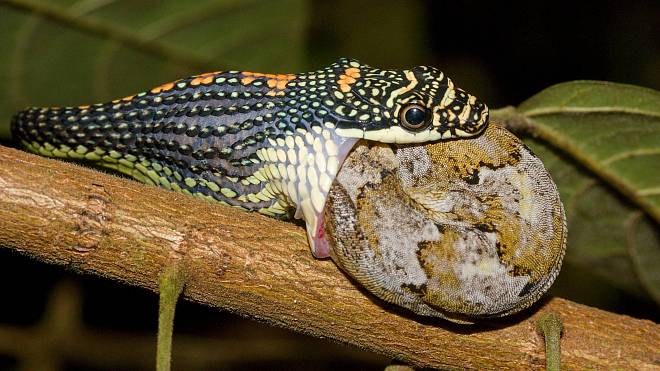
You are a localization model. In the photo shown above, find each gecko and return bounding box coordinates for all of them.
[325,123,567,323]
[11,58,488,259]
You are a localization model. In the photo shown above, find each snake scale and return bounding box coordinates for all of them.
[11,59,565,322]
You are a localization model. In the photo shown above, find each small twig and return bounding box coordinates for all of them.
[157,262,186,371]
[536,312,563,371]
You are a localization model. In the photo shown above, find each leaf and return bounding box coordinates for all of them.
[494,81,660,304]
[519,81,660,223]
[0,0,308,138]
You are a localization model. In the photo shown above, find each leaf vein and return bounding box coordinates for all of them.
[3,0,215,71]
[524,106,660,119]
[601,149,660,166]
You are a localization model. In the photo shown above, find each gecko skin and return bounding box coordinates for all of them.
[11,58,488,258]
[325,124,567,323]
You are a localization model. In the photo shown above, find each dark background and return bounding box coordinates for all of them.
[1,1,658,370]
[309,1,659,107]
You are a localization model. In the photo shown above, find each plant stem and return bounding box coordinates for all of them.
[536,312,563,371]
[157,262,186,371]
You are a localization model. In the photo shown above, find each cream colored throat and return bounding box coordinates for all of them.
[254,124,359,258]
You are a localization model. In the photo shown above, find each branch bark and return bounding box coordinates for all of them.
[0,145,658,370]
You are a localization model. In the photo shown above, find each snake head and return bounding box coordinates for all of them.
[327,58,489,144]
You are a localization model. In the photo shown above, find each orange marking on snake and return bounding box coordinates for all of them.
[337,67,360,93]
[345,67,360,78]
[150,81,175,94]
[243,72,294,89]
[111,97,133,103]
[190,71,220,86]
[113,95,135,102]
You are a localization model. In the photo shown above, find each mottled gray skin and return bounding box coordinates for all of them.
[324,124,567,323]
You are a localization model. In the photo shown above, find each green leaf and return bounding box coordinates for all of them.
[519,81,660,223]
[0,0,309,138]
[494,81,660,304]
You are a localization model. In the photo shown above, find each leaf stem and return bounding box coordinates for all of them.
[490,106,534,133]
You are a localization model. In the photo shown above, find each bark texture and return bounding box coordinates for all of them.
[0,145,658,370]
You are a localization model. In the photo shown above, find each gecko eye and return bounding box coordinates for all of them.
[400,104,430,131]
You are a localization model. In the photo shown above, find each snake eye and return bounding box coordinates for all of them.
[400,104,430,131]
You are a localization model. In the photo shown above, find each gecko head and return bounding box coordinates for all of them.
[327,58,489,144]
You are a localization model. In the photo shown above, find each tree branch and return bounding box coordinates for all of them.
[0,145,658,370]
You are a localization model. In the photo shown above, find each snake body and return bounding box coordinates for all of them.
[11,58,488,258]
[325,124,566,323]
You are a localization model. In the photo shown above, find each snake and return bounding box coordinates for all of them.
[10,59,565,322]
[11,58,488,259]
